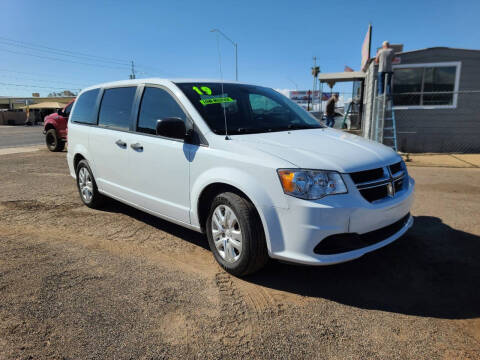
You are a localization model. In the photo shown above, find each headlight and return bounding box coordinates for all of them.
[277,169,347,200]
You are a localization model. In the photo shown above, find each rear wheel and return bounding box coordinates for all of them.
[206,192,268,276]
[76,160,104,209]
[45,128,65,152]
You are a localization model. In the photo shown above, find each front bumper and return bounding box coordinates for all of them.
[266,176,415,265]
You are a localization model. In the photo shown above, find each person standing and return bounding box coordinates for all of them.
[375,41,395,96]
[25,106,31,126]
[325,94,338,127]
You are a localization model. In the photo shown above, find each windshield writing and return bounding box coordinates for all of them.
[176,82,323,135]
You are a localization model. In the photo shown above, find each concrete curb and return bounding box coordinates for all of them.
[0,146,42,156]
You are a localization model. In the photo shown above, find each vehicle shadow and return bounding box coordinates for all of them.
[100,198,209,251]
[97,202,479,320]
[245,216,480,320]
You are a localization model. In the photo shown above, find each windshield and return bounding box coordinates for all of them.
[175,82,323,135]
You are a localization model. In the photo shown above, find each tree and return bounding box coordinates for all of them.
[47,90,77,97]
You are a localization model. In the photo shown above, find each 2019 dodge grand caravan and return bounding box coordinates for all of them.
[67,79,414,276]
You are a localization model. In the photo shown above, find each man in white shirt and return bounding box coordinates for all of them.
[375,41,395,96]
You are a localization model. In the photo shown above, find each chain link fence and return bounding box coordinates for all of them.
[366,90,480,153]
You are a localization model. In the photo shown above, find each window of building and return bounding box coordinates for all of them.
[70,88,100,124]
[98,87,137,131]
[137,87,187,135]
[393,62,460,108]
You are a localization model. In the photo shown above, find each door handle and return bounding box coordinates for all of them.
[130,142,143,151]
[115,139,127,148]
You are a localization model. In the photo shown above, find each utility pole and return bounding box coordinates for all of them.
[234,42,238,81]
[130,60,136,79]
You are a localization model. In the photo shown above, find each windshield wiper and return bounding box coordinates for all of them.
[286,124,322,130]
[231,124,321,135]
[235,127,273,134]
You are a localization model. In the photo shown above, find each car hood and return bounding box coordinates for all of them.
[230,128,400,173]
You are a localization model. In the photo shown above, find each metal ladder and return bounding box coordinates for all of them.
[381,96,398,151]
[341,101,352,129]
[372,74,398,151]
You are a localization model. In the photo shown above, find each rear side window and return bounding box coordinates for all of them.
[98,87,137,131]
[70,89,100,124]
[137,87,187,135]
[64,102,73,117]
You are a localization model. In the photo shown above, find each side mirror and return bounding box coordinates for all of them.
[156,117,186,140]
[57,109,65,117]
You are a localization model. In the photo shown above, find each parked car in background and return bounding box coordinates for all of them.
[67,79,414,276]
[44,99,75,151]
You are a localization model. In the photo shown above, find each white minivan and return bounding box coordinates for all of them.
[67,79,414,276]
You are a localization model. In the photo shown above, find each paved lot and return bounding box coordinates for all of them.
[0,125,44,149]
[0,149,479,359]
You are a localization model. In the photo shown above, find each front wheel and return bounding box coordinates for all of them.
[206,192,268,276]
[45,129,65,152]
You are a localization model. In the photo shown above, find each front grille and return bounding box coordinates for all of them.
[394,177,404,192]
[360,184,388,202]
[389,161,403,175]
[314,213,411,255]
[350,161,408,203]
[349,167,384,183]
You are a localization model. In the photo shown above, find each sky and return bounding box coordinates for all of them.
[0,0,479,97]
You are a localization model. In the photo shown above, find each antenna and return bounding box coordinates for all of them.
[213,30,229,140]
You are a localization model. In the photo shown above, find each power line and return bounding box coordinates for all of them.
[0,35,170,78]
[0,73,89,87]
[0,47,130,71]
[0,69,99,86]
[0,81,81,91]
[0,36,130,66]
[0,39,129,67]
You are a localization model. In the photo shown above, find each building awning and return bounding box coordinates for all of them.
[21,101,67,109]
[318,71,366,88]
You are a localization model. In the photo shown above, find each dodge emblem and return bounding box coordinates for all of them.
[387,182,395,197]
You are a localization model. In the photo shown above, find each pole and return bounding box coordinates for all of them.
[372,78,378,141]
[235,43,238,81]
[130,60,136,79]
[320,82,323,114]
[312,56,317,111]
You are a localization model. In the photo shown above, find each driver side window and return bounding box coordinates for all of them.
[137,87,187,135]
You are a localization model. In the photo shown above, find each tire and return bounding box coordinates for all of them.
[75,159,104,209]
[206,192,268,276]
[45,129,65,152]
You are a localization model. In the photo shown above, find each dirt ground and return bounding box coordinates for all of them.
[1,149,479,360]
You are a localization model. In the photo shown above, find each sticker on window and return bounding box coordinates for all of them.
[192,86,235,106]
[199,96,234,106]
